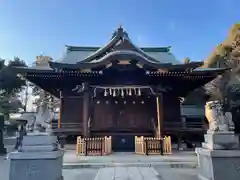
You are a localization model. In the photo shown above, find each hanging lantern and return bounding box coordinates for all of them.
[138,88,141,96]
[113,89,116,97]
[104,89,107,96]
[129,88,132,96]
[121,89,124,97]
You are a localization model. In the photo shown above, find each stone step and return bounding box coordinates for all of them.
[63,162,197,169]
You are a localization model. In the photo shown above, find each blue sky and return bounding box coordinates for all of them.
[0,0,239,65]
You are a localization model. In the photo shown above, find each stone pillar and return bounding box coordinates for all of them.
[8,132,64,180]
[196,131,240,180]
[83,83,90,137]
[196,101,240,179]
[0,114,7,154]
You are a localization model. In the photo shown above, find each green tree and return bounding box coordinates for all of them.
[0,57,27,94]
[0,57,27,118]
[204,24,240,111]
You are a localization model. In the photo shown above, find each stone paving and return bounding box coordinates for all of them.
[63,150,197,163]
[1,140,198,180]
[63,168,98,180]
[94,167,160,180]
[1,154,198,180]
[155,168,198,180]
[63,167,198,180]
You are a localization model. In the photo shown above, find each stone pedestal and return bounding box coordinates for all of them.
[0,130,7,154]
[196,131,240,180]
[8,132,64,180]
[202,131,239,150]
[0,115,7,154]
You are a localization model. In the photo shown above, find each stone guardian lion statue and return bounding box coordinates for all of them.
[205,101,235,132]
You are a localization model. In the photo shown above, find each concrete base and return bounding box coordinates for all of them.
[8,133,64,180]
[196,148,240,180]
[9,151,63,180]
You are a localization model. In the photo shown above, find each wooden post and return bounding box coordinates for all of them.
[145,139,149,156]
[177,132,183,150]
[83,83,90,137]
[85,139,88,156]
[160,138,164,156]
[58,91,63,129]
[181,116,186,129]
[156,95,161,138]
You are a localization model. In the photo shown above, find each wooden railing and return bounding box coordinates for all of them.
[52,122,83,132]
[51,121,205,134]
[135,136,172,155]
[76,136,112,156]
[164,122,204,130]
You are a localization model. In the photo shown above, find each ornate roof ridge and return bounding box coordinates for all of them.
[65,45,170,52]
[65,26,170,63]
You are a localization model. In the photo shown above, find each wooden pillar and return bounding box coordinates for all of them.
[83,83,90,137]
[177,132,183,150]
[58,91,63,129]
[156,94,164,138]
[88,96,94,136]
[181,116,186,129]
[58,91,65,148]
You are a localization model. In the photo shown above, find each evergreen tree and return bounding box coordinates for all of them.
[0,57,27,118]
[204,24,240,111]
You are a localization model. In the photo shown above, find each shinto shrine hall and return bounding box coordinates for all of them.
[14,26,227,151]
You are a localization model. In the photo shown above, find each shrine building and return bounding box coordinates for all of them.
[14,26,227,151]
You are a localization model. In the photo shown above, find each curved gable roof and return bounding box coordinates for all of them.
[57,47,180,65]
[57,26,180,64]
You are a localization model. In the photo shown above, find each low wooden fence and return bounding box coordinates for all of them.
[135,136,172,155]
[76,136,112,156]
